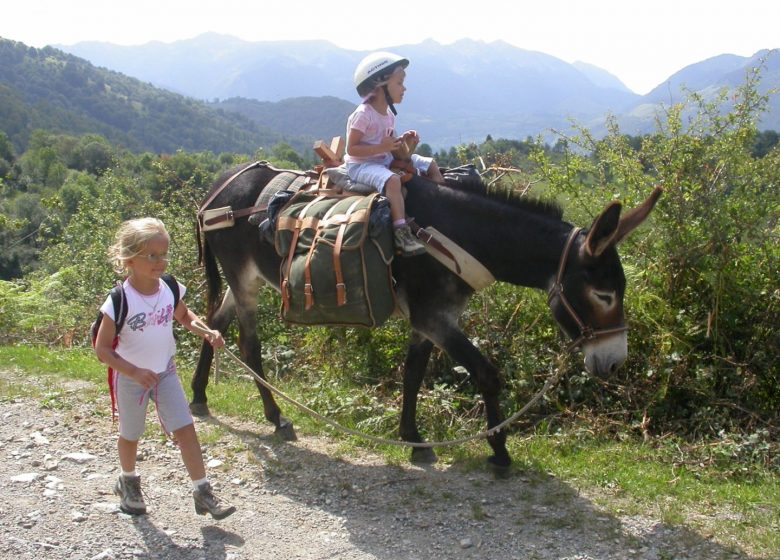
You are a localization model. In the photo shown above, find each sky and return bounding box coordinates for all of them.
[1,0,778,95]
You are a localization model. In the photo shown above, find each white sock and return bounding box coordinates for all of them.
[192,477,209,490]
[121,470,138,478]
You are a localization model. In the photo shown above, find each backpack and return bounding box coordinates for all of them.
[91,274,180,418]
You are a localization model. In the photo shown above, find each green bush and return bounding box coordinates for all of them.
[530,70,780,430]
[1,71,778,441]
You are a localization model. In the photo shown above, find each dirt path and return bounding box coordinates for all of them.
[0,370,758,560]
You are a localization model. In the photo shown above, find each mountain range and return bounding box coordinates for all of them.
[1,34,777,155]
[0,37,293,154]
[57,34,780,148]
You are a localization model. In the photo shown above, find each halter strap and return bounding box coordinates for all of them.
[548,227,628,352]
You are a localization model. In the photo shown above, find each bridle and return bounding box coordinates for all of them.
[547,227,629,352]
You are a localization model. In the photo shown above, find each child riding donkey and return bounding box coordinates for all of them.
[345,51,445,256]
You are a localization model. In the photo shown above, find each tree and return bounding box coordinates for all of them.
[271,142,304,169]
[0,131,14,179]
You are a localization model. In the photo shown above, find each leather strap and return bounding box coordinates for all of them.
[281,195,326,312]
[303,202,341,310]
[406,219,461,274]
[332,197,365,306]
[198,161,264,218]
[202,204,267,227]
[547,227,628,351]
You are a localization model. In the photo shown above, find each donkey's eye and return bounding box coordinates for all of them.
[589,290,615,309]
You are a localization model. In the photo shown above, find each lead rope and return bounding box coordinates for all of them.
[193,319,568,449]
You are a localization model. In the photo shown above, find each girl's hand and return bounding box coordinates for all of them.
[207,331,225,349]
[190,317,224,348]
[130,367,159,390]
[380,135,402,152]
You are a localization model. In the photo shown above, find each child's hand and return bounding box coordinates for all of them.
[130,367,159,390]
[207,331,225,349]
[190,317,224,348]
[380,135,403,152]
[402,130,420,143]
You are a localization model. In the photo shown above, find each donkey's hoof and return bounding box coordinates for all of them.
[190,402,210,417]
[275,417,297,441]
[487,456,512,479]
[410,447,438,465]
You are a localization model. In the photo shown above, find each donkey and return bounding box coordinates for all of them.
[191,163,662,471]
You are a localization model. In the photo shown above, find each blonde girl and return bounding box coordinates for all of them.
[94,217,235,519]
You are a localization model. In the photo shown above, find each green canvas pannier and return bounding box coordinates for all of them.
[275,191,396,327]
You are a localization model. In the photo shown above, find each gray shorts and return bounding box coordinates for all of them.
[115,361,193,440]
[347,154,433,193]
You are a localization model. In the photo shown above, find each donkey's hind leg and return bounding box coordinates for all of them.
[400,333,438,465]
[230,276,297,441]
[190,288,237,417]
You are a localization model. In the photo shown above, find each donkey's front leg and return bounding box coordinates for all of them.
[434,326,511,474]
[400,334,437,464]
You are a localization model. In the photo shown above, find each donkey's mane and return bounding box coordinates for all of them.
[441,174,563,220]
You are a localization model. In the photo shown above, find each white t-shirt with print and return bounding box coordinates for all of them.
[344,103,395,166]
[100,278,186,374]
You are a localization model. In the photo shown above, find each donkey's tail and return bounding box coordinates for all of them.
[201,233,223,320]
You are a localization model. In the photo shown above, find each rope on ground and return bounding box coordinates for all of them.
[215,344,568,449]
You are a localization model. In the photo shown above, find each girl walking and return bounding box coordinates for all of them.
[93,217,235,519]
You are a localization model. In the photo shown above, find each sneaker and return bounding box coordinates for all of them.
[193,482,236,520]
[393,225,426,257]
[114,475,146,515]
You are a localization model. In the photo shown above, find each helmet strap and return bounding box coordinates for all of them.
[383,85,397,115]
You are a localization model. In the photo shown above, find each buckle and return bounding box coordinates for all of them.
[581,326,595,340]
[415,227,433,243]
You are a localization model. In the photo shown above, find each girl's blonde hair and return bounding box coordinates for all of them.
[108,217,169,274]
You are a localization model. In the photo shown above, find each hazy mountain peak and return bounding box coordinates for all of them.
[572,61,633,93]
[15,34,779,149]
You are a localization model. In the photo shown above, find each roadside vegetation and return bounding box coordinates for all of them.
[0,62,778,557]
[1,344,778,557]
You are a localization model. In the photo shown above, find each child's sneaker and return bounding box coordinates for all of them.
[193,482,236,520]
[393,225,426,256]
[114,474,146,515]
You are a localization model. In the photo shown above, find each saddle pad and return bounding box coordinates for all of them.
[249,172,312,225]
[257,172,312,210]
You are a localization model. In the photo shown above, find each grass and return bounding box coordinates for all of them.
[509,435,780,556]
[1,344,779,557]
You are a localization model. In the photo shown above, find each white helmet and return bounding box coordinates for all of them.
[353,51,409,97]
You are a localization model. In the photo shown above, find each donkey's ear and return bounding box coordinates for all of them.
[583,201,621,258]
[612,186,663,244]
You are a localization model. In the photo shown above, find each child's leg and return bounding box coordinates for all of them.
[118,436,139,473]
[411,154,444,183]
[384,175,406,223]
[116,372,150,473]
[385,175,426,256]
[174,422,236,519]
[173,423,206,481]
[426,160,445,183]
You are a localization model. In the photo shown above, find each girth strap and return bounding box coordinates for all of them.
[406,219,461,274]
